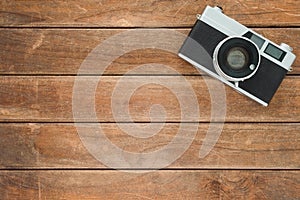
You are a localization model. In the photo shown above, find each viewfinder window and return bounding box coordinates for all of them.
[250,34,265,49]
[243,32,265,49]
[264,43,286,61]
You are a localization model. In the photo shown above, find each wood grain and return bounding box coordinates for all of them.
[0,170,299,199]
[0,76,300,122]
[0,123,299,169]
[1,1,299,198]
[0,28,299,75]
[0,0,299,27]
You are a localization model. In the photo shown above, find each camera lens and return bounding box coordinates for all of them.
[226,47,249,70]
[213,37,260,82]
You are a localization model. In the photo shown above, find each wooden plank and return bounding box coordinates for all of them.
[0,123,299,169]
[0,171,39,200]
[0,76,300,122]
[0,0,299,27]
[0,28,299,75]
[0,170,299,199]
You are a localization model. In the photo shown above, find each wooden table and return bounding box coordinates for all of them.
[0,1,299,199]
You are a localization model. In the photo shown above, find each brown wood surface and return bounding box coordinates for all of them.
[0,170,299,199]
[0,76,300,122]
[0,123,299,169]
[0,0,300,27]
[0,28,299,75]
[1,0,299,198]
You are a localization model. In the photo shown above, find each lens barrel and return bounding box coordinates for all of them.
[213,36,261,82]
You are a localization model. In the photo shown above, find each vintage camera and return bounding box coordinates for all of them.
[178,6,296,106]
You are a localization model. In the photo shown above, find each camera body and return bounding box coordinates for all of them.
[178,6,296,106]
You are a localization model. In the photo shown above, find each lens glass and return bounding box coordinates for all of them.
[226,47,249,70]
